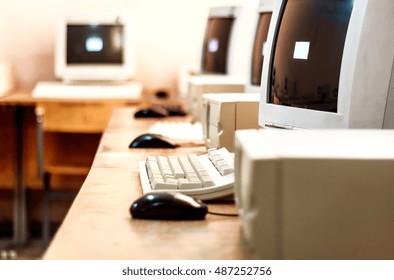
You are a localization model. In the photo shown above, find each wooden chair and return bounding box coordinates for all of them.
[35,101,119,249]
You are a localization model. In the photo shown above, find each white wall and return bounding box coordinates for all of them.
[0,0,248,94]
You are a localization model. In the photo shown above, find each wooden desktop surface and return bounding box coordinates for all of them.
[43,107,250,260]
[0,91,143,247]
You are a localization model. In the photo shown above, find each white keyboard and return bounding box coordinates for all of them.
[32,81,142,99]
[149,121,204,142]
[139,148,234,200]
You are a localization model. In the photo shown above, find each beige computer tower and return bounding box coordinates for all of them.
[187,75,246,121]
[202,93,259,152]
[235,129,394,260]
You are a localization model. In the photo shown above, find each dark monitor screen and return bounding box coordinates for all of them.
[251,12,272,86]
[269,0,353,112]
[67,24,124,64]
[201,18,234,74]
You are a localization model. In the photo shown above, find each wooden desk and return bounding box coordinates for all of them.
[0,92,142,248]
[44,107,250,259]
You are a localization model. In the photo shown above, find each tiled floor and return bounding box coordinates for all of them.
[0,239,43,260]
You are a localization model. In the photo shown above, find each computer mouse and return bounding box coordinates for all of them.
[155,90,169,99]
[165,104,188,116]
[129,133,178,148]
[134,106,168,118]
[130,192,208,220]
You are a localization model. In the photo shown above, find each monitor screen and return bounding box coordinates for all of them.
[67,24,124,65]
[200,6,240,75]
[251,12,272,86]
[268,0,353,113]
[259,0,394,129]
[201,17,234,74]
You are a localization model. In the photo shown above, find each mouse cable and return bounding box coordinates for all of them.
[207,210,239,217]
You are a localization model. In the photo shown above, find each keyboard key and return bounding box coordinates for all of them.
[158,156,173,177]
[168,156,185,178]
[178,155,194,173]
[219,164,234,176]
[152,179,178,190]
[199,174,214,187]
[146,158,161,179]
[187,154,204,172]
[187,154,214,187]
[178,178,202,189]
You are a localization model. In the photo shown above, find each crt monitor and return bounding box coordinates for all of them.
[259,0,394,129]
[55,15,135,82]
[246,0,276,93]
[186,4,262,120]
[179,3,260,99]
[200,6,239,75]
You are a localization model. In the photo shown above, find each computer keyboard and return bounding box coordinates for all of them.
[149,121,204,142]
[138,148,234,200]
[32,81,142,99]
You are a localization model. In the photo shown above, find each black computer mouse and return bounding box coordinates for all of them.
[129,133,178,148]
[155,90,169,99]
[130,192,208,220]
[134,106,168,118]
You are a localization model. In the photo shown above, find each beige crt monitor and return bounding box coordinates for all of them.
[259,0,394,129]
[55,15,135,82]
[235,129,394,259]
[184,3,262,118]
[185,0,277,120]
[201,93,260,152]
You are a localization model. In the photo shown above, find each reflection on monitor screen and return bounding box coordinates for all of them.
[259,0,394,129]
[208,38,220,53]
